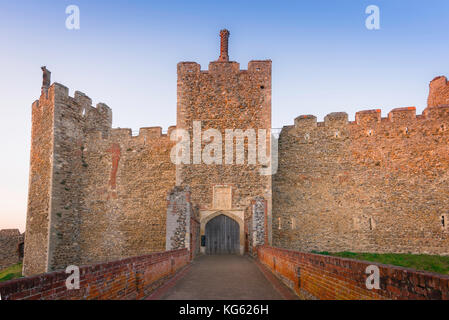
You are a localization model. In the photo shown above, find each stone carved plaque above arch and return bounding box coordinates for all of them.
[213,185,232,210]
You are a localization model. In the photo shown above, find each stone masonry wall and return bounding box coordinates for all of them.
[47,85,112,272]
[252,197,266,248]
[24,83,176,275]
[190,211,201,259]
[428,76,449,107]
[166,186,192,251]
[273,82,449,254]
[78,126,175,265]
[176,60,272,233]
[0,229,24,270]
[23,88,55,276]
[245,197,267,255]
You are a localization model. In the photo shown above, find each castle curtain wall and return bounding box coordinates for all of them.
[24,83,176,275]
[78,127,176,265]
[273,102,449,254]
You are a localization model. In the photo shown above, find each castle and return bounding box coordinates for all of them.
[23,30,449,276]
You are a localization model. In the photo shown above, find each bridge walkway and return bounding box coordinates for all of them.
[147,255,298,300]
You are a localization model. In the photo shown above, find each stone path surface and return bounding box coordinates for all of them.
[148,255,296,300]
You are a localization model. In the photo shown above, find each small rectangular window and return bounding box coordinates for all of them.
[442,215,448,231]
[368,217,375,231]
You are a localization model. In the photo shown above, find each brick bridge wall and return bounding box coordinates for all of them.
[273,77,449,254]
[257,246,449,300]
[0,249,189,300]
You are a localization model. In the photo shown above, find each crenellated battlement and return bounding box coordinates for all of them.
[26,72,178,275]
[34,82,113,135]
[36,79,178,151]
[177,60,271,76]
[355,109,381,126]
[275,79,449,257]
[387,107,417,123]
[177,29,270,77]
[288,104,449,136]
[428,76,449,107]
[324,112,349,128]
[294,115,317,129]
[86,125,176,144]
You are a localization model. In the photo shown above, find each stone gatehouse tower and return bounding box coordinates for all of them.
[23,30,272,276]
[174,30,272,255]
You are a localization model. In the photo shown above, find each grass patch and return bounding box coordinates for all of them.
[311,251,449,275]
[0,263,23,282]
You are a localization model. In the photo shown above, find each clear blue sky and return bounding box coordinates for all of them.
[1,0,448,231]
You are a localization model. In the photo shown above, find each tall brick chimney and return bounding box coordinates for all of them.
[218,29,230,62]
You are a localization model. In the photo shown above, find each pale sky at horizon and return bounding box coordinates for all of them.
[0,0,448,232]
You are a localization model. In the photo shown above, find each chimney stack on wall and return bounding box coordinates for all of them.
[218,29,230,62]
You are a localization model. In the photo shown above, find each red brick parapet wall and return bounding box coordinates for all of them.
[257,246,449,300]
[0,249,189,300]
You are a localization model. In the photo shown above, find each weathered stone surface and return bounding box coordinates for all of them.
[428,76,449,107]
[166,186,193,251]
[176,59,273,231]
[23,31,449,279]
[0,229,24,270]
[245,197,267,255]
[23,91,55,276]
[273,102,449,255]
[24,82,176,276]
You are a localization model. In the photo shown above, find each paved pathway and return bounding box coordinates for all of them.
[148,255,297,300]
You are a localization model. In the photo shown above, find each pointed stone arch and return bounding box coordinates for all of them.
[200,210,245,255]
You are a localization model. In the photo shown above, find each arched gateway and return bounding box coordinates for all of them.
[205,214,239,255]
